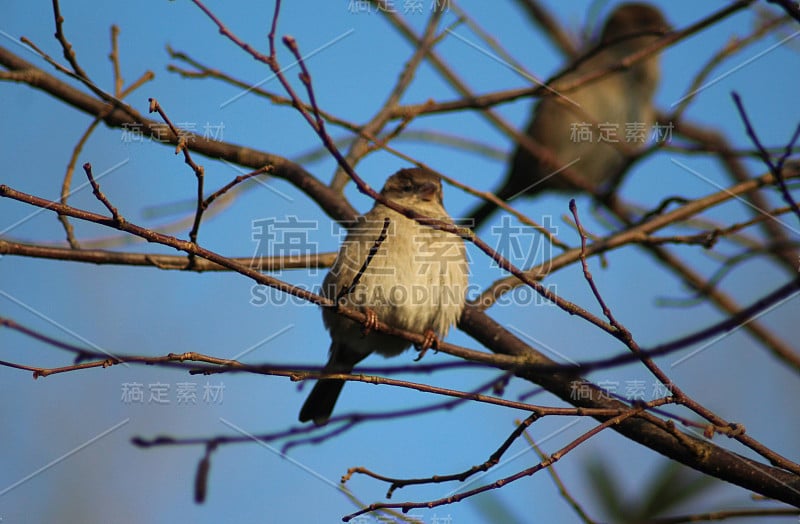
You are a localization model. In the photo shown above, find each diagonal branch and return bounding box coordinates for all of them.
[0,46,357,224]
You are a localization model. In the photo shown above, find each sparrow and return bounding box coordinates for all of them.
[469,3,670,228]
[299,167,468,425]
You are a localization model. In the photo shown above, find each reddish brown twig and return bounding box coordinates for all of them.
[82,162,123,223]
[569,201,800,475]
[147,97,207,252]
[202,165,272,211]
[343,399,664,520]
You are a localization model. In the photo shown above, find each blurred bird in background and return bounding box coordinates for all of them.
[468,3,670,229]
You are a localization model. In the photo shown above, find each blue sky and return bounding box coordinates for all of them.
[1,1,799,522]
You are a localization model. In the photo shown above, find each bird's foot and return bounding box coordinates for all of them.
[360,308,378,336]
[414,329,438,361]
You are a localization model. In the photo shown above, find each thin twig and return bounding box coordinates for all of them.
[335,217,391,303]
[343,400,660,520]
[570,201,800,474]
[521,428,596,524]
[202,165,272,211]
[330,6,445,191]
[0,238,337,272]
[343,414,542,498]
[82,162,122,223]
[109,24,123,97]
[732,92,800,226]
[0,183,522,371]
[513,0,579,57]
[648,507,800,524]
[147,97,207,251]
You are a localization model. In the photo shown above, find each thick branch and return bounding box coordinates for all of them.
[460,305,800,507]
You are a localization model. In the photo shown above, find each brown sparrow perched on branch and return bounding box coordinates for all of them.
[469,3,670,228]
[299,167,468,425]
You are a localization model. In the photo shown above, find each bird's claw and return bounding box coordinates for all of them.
[360,308,378,336]
[414,329,438,361]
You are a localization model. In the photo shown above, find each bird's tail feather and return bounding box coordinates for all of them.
[298,376,347,426]
[299,343,364,425]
